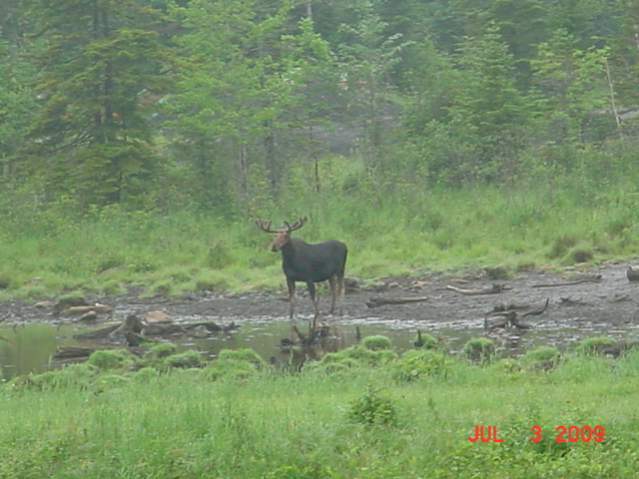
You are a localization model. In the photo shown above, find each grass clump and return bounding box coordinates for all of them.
[362,335,392,351]
[320,345,397,368]
[218,348,266,369]
[164,350,204,369]
[134,367,159,383]
[576,336,618,356]
[393,350,449,382]
[348,386,398,427]
[144,342,178,360]
[414,331,439,350]
[200,348,267,381]
[87,349,136,370]
[463,337,495,364]
[7,364,98,391]
[521,346,561,371]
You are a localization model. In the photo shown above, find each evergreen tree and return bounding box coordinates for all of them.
[27,0,170,206]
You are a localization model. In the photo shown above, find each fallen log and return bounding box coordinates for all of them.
[53,346,95,360]
[627,266,639,282]
[73,323,120,340]
[183,321,239,333]
[521,298,550,318]
[66,303,112,316]
[532,274,602,288]
[366,296,429,308]
[446,284,511,296]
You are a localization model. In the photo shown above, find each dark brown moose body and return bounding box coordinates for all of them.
[256,217,348,323]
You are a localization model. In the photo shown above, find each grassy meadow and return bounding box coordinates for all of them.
[2,340,639,478]
[1,156,639,301]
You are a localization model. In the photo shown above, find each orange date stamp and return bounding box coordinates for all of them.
[468,424,606,444]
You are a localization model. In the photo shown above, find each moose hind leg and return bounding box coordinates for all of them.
[328,276,337,315]
[287,278,296,320]
[338,274,345,316]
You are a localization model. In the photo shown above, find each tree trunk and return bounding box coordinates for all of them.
[310,125,320,192]
[238,140,248,199]
[604,57,623,140]
[306,0,313,20]
[263,120,277,192]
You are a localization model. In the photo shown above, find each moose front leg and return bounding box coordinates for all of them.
[287,278,296,320]
[306,281,320,331]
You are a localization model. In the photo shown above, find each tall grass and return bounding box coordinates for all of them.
[2,350,639,477]
[1,156,639,299]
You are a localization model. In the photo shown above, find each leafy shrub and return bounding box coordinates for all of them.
[348,386,398,427]
[164,350,204,369]
[463,338,495,364]
[207,242,232,269]
[393,350,449,382]
[362,335,392,351]
[87,349,136,370]
[521,346,561,371]
[576,336,617,356]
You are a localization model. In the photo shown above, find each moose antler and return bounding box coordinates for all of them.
[285,216,307,232]
[255,219,279,233]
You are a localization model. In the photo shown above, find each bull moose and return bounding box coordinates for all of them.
[256,217,348,325]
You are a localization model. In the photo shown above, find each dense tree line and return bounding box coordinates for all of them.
[1,0,638,214]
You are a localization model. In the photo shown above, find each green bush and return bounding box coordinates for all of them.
[393,350,449,382]
[203,359,260,381]
[362,335,392,351]
[164,350,204,369]
[87,349,136,370]
[348,386,398,427]
[463,338,495,364]
[521,346,561,371]
[576,336,617,356]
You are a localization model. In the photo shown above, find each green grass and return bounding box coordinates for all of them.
[2,348,639,477]
[1,159,639,300]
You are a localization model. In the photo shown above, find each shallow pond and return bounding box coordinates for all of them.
[2,312,638,380]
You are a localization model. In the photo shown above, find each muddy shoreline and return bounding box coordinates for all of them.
[1,262,637,336]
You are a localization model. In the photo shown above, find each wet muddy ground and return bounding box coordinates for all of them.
[1,262,639,378]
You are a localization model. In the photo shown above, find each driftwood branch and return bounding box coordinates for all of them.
[532,274,602,288]
[366,296,429,308]
[446,284,511,296]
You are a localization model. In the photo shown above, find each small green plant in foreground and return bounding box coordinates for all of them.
[348,385,398,426]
